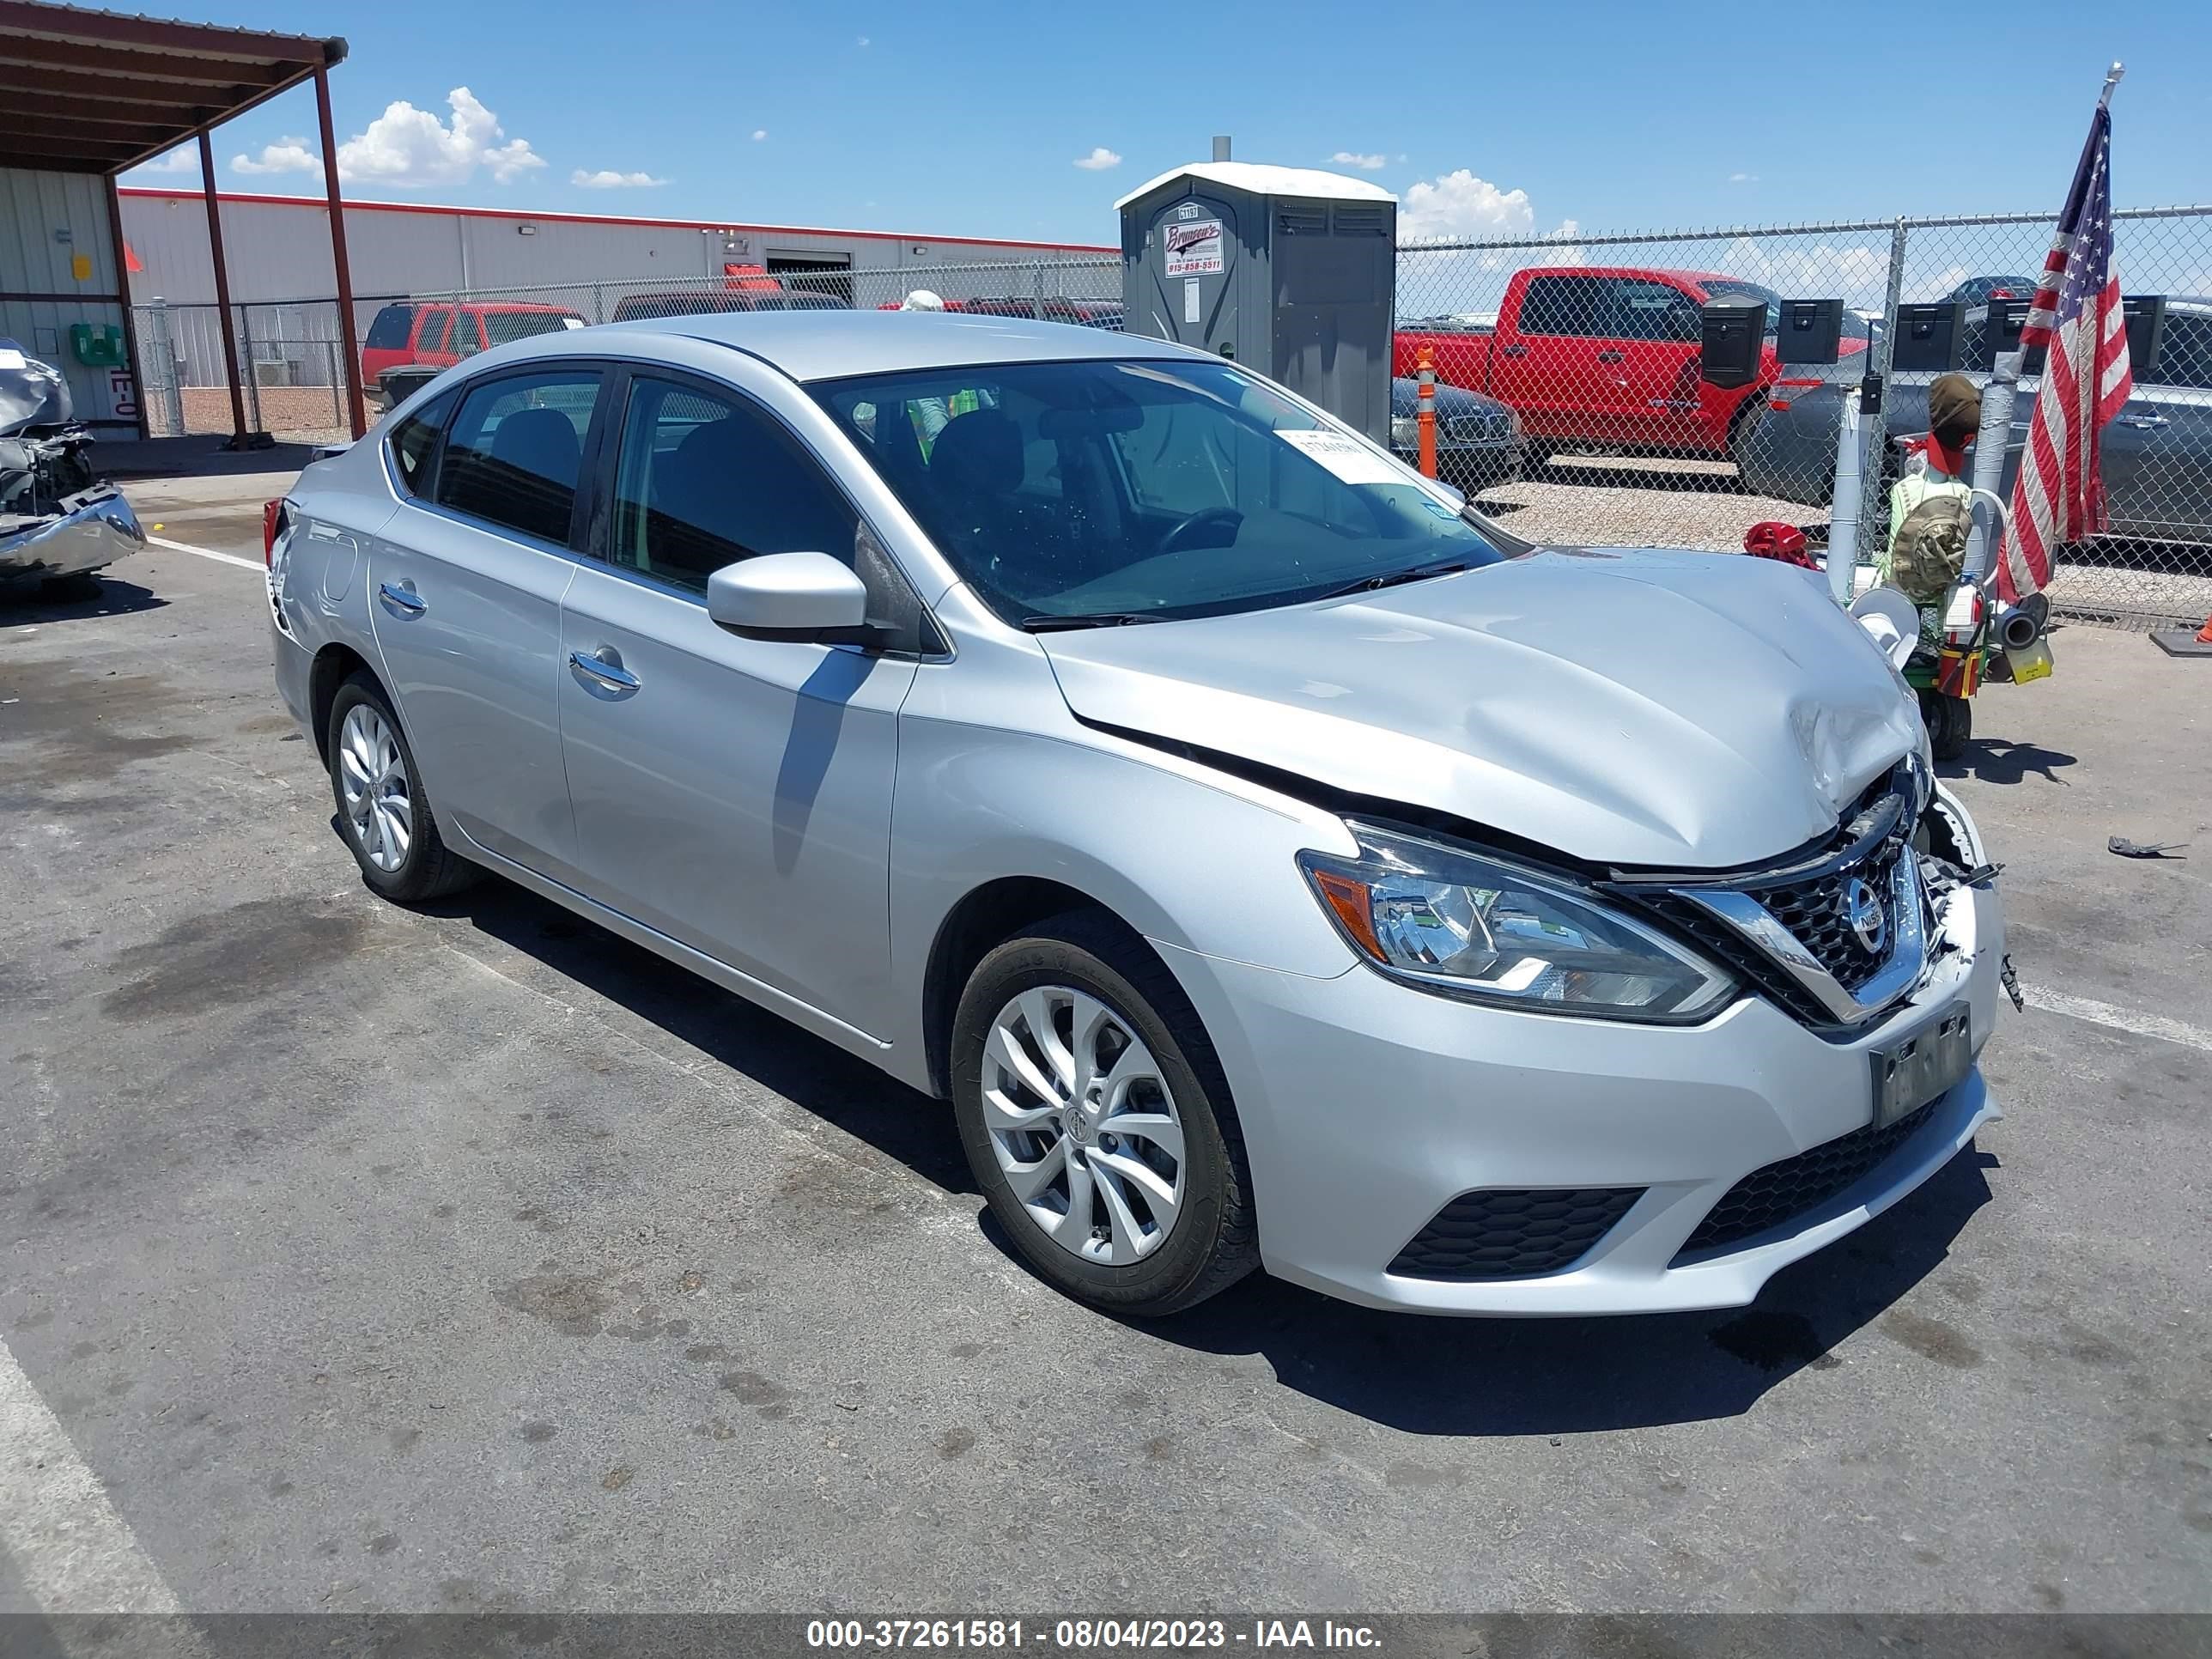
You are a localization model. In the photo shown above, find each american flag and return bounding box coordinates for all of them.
[2001,104,2133,604]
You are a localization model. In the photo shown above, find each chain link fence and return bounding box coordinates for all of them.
[132,296,386,447]
[130,213,2212,628]
[1398,206,2212,629]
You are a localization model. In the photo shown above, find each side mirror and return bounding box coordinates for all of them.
[706,551,877,644]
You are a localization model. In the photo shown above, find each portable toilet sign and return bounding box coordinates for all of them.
[1116,161,1397,443]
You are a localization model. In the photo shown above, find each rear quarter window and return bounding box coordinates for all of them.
[364,306,414,349]
[386,392,453,498]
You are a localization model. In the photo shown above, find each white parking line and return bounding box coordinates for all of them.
[2021,984,2212,1054]
[146,533,262,573]
[0,1333,180,1613]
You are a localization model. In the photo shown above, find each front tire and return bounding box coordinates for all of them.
[325,673,479,902]
[950,912,1257,1317]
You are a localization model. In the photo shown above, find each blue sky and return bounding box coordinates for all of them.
[125,0,2211,244]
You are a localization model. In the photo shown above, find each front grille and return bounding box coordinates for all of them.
[1389,1187,1644,1281]
[1745,841,1906,995]
[1445,412,1507,444]
[1673,1100,1939,1260]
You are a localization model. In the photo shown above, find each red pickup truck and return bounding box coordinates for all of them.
[1394,267,1868,465]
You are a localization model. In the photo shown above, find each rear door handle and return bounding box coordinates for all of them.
[377,580,425,617]
[1499,344,1528,358]
[1595,349,1625,363]
[569,648,641,695]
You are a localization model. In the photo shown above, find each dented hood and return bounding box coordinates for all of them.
[1038,547,1923,871]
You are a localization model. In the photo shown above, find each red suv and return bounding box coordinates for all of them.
[361,300,586,381]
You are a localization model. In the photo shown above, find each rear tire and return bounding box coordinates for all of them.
[325,672,480,902]
[1920,690,1972,763]
[950,910,1257,1317]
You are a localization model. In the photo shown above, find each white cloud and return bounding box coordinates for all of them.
[1399,169,1545,240]
[335,87,544,188]
[751,129,768,142]
[1728,171,1759,184]
[572,168,667,189]
[1717,236,1893,307]
[231,137,320,176]
[1331,151,1387,171]
[857,33,871,45]
[131,146,199,176]
[1073,146,1122,171]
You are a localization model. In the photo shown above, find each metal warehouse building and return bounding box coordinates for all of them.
[120,189,1116,308]
[119,189,1119,430]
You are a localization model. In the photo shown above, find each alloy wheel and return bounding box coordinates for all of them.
[337,703,413,873]
[981,985,1187,1265]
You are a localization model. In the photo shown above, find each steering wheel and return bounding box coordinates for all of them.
[1157,507,1243,556]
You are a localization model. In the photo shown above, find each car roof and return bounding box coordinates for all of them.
[577,309,1203,381]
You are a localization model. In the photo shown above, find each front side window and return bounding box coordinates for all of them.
[1611,278,1702,343]
[434,369,601,544]
[608,376,857,595]
[814,357,1506,626]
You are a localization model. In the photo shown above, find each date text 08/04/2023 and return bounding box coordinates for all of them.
[805,1620,1384,1650]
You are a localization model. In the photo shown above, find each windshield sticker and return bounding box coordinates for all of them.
[1164,218,1224,276]
[1276,428,1405,488]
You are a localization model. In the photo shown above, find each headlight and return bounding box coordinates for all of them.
[1505,405,1522,437]
[1299,823,1735,1022]
[1389,415,1417,448]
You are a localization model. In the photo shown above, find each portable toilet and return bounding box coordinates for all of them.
[1115,161,1397,443]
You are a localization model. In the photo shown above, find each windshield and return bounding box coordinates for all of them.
[812,357,1507,625]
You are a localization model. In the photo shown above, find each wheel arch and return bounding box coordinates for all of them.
[920,877,1149,1099]
[308,642,383,763]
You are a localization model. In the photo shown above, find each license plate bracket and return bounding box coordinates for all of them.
[1870,1003,1972,1129]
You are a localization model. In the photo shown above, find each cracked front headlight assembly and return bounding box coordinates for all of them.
[1299,823,1735,1022]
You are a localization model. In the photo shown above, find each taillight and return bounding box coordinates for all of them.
[262,499,285,567]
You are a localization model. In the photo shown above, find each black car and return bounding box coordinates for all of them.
[1388,376,1522,495]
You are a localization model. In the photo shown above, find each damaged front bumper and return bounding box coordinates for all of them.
[0,488,146,586]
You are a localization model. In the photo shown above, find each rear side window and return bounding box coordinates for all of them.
[434,369,602,545]
[365,306,414,349]
[451,314,485,358]
[416,308,453,355]
[484,311,585,346]
[1516,276,1612,338]
[386,392,453,498]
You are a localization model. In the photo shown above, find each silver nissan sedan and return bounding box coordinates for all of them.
[269,311,2007,1318]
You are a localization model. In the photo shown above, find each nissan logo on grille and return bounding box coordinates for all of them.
[1844,877,1887,955]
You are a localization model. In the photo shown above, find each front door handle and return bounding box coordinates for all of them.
[2122,414,2168,429]
[1595,349,1625,363]
[377,580,425,617]
[569,647,641,695]
[1499,344,1528,358]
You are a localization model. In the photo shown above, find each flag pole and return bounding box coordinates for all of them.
[1964,62,2124,589]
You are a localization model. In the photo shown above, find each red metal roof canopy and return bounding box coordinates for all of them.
[0,0,344,175]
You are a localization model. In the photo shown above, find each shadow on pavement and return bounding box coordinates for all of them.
[0,577,167,628]
[1114,1145,1998,1437]
[1940,738,2077,787]
[420,872,976,1197]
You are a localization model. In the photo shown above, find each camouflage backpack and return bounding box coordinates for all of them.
[1887,489,1972,607]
